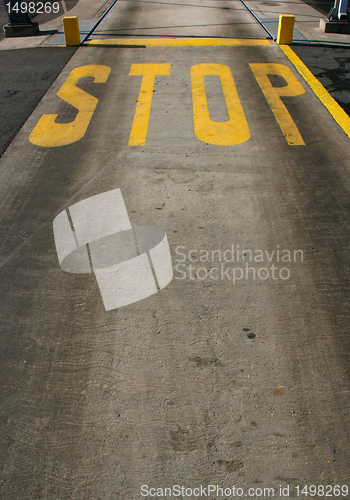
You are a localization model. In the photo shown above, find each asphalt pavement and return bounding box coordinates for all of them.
[0,47,76,157]
[0,0,8,41]
[294,45,350,116]
[1,0,350,499]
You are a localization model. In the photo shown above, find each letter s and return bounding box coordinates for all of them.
[174,246,186,263]
[173,485,181,497]
[141,486,149,496]
[29,65,111,147]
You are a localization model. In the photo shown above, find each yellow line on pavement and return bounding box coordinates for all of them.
[88,38,271,47]
[280,44,350,140]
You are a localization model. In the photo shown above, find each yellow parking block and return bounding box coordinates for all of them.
[277,15,295,45]
[63,16,81,46]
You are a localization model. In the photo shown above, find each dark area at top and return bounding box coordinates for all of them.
[300,0,350,17]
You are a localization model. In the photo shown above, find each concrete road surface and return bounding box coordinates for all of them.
[0,0,350,499]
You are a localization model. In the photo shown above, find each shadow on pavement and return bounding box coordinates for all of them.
[0,47,77,158]
[293,45,350,117]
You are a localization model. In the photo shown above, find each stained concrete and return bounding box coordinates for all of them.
[0,0,350,498]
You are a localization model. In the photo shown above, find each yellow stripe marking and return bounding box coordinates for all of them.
[88,38,270,47]
[128,64,171,146]
[280,44,350,140]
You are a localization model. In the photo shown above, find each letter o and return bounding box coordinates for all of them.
[191,63,250,146]
[258,267,269,280]
[197,267,208,280]
[279,267,290,280]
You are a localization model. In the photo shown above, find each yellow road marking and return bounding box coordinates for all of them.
[280,44,350,140]
[191,63,250,146]
[29,65,111,147]
[128,64,171,146]
[88,38,270,47]
[250,63,305,145]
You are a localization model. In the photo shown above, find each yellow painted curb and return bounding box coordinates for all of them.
[88,38,271,47]
[280,44,350,139]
